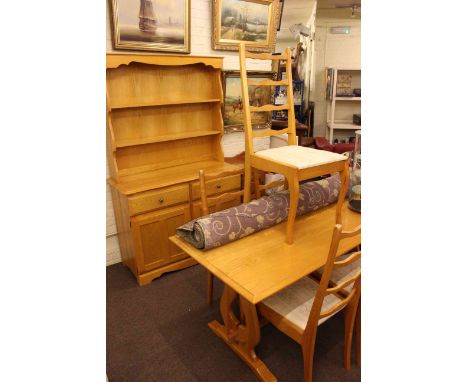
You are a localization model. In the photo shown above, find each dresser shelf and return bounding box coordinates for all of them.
[115,130,222,149]
[109,98,222,110]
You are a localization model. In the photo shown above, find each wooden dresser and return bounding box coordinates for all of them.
[106,53,241,285]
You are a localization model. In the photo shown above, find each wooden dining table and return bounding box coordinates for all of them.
[169,202,361,382]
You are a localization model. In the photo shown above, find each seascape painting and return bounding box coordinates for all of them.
[223,71,275,133]
[212,0,279,52]
[110,0,190,53]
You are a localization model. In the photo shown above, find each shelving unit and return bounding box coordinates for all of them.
[326,67,361,143]
[107,53,241,286]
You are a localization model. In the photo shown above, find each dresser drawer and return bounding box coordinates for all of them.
[191,174,241,200]
[128,185,189,216]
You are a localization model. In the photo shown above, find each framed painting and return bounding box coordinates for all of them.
[212,0,280,52]
[276,0,285,31]
[109,0,190,53]
[222,71,276,133]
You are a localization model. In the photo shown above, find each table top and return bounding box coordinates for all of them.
[170,202,361,304]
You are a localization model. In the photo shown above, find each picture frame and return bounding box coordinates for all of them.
[222,70,276,133]
[109,0,191,53]
[212,0,280,52]
[276,0,285,31]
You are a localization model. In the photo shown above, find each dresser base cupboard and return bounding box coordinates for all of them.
[107,54,241,286]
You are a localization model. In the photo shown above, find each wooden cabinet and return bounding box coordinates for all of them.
[107,53,241,285]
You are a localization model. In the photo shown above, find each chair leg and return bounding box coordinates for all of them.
[344,297,359,369]
[253,168,261,199]
[301,334,317,382]
[286,172,299,244]
[207,271,213,305]
[243,165,252,203]
[356,302,361,367]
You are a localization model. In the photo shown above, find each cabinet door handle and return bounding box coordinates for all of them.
[159,198,164,203]
[216,185,221,189]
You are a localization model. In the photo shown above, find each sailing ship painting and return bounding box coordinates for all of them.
[110,0,189,53]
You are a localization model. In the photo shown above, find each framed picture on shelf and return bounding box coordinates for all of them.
[222,71,275,133]
[212,0,280,52]
[109,0,190,53]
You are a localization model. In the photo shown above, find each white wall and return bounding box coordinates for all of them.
[312,9,361,139]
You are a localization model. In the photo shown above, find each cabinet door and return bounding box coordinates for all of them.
[131,204,191,273]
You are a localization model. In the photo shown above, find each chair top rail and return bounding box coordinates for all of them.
[244,52,288,61]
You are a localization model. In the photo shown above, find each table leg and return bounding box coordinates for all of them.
[336,164,349,225]
[208,284,277,382]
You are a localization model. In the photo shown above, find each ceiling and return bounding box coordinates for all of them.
[316,0,361,9]
[280,0,315,27]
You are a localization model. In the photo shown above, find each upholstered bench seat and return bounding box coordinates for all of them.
[261,277,342,330]
[254,145,347,170]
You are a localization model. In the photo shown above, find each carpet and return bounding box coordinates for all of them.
[107,263,361,381]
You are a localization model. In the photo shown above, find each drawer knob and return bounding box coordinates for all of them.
[216,184,221,189]
[159,198,164,203]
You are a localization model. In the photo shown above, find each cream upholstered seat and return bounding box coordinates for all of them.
[255,146,347,170]
[261,277,343,329]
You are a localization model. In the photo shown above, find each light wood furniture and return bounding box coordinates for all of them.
[312,246,362,368]
[239,43,350,244]
[198,168,244,304]
[107,53,242,286]
[326,67,361,143]
[258,224,361,381]
[198,167,286,304]
[170,202,361,381]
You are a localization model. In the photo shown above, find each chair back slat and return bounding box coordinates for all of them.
[319,288,357,319]
[333,250,361,268]
[239,43,297,155]
[250,104,290,112]
[325,274,360,295]
[247,79,288,86]
[252,128,289,138]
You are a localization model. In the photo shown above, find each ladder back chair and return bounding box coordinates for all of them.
[239,42,349,244]
[258,224,361,382]
[199,167,288,304]
[198,168,244,305]
[312,244,361,367]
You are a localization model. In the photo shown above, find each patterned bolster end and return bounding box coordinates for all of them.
[176,174,341,251]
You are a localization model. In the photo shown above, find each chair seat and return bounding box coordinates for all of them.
[317,253,361,293]
[261,277,342,330]
[254,145,347,170]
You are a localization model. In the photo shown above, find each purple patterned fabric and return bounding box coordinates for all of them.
[176,174,340,250]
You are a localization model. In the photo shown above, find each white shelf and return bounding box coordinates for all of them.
[327,121,361,130]
[335,97,361,101]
